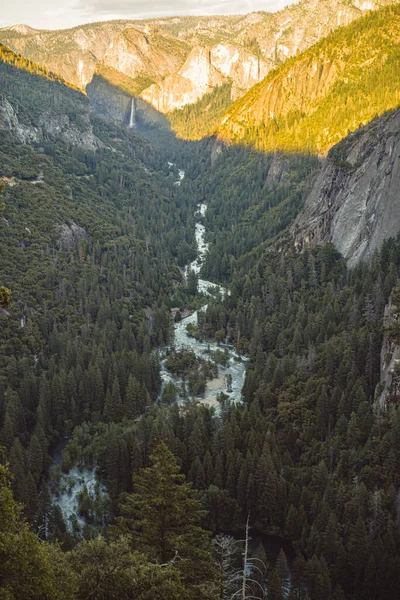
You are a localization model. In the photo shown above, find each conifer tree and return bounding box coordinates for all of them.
[114,442,217,599]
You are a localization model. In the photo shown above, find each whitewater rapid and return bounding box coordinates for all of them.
[160,166,247,408]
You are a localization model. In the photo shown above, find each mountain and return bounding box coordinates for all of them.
[0,16,255,91]
[143,0,396,114]
[217,3,400,154]
[0,21,133,88]
[100,26,191,92]
[141,43,270,113]
[0,0,396,122]
[292,107,400,266]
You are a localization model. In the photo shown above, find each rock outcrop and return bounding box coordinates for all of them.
[58,222,88,250]
[292,108,400,267]
[376,286,400,410]
[0,95,40,143]
[102,27,189,84]
[0,92,101,151]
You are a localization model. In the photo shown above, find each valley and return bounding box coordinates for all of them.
[2,1,400,599]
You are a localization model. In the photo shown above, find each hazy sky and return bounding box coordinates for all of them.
[0,0,297,31]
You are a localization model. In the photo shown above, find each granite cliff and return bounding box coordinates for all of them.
[292,108,400,267]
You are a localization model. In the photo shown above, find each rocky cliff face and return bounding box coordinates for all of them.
[0,91,101,151]
[58,222,88,250]
[102,27,189,85]
[0,94,40,144]
[0,21,134,88]
[1,0,396,116]
[292,108,400,267]
[87,74,169,130]
[141,44,269,113]
[376,286,400,410]
[141,46,224,112]
[235,0,393,66]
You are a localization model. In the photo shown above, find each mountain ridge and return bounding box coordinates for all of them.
[0,0,396,116]
[217,3,400,154]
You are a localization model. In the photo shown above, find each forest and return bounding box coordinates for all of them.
[2,22,400,600]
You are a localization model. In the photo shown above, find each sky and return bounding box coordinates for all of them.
[0,0,297,31]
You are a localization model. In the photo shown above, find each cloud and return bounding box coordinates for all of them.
[73,0,290,21]
[0,0,294,31]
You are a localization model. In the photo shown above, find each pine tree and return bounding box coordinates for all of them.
[347,515,369,594]
[114,442,217,599]
[27,434,43,484]
[0,462,75,599]
[69,536,186,600]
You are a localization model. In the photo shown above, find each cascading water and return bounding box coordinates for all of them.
[160,165,247,408]
[129,98,135,129]
[50,441,108,532]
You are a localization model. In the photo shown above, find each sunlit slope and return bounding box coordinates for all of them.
[0,43,80,90]
[217,4,400,155]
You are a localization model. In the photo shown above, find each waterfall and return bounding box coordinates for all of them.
[129,98,135,129]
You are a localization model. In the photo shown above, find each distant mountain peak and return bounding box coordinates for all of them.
[3,24,37,35]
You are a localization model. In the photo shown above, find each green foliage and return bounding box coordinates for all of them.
[0,49,197,510]
[0,43,80,91]
[112,442,217,599]
[73,235,400,600]
[168,84,233,140]
[219,4,400,154]
[162,381,180,404]
[4,8,400,600]
[95,63,156,96]
[0,286,11,309]
[0,458,215,599]
[165,350,198,376]
[178,141,319,283]
[165,350,218,396]
[69,535,187,600]
[0,461,76,599]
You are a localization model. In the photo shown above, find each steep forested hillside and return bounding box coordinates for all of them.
[0,43,80,90]
[0,49,196,521]
[167,83,233,141]
[218,3,400,154]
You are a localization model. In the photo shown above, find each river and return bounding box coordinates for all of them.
[51,163,247,528]
[160,168,247,409]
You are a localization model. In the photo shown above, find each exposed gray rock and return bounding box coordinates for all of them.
[58,222,88,250]
[0,94,40,143]
[376,290,400,410]
[0,93,102,150]
[264,154,290,188]
[292,108,400,266]
[211,141,224,167]
[38,112,102,151]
